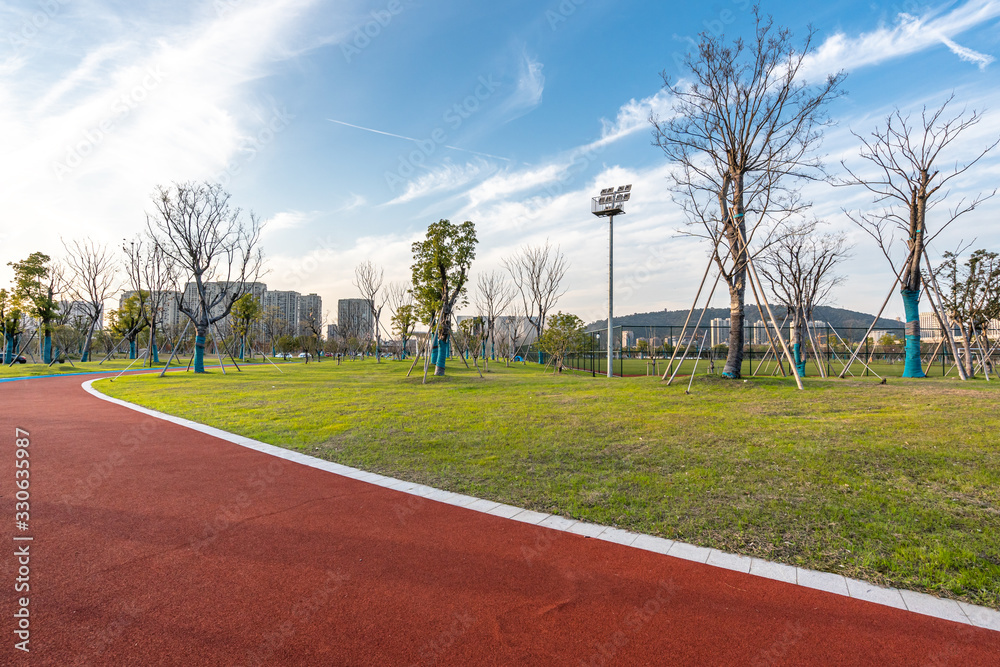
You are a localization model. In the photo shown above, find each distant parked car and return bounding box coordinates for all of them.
[0,353,27,364]
[297,352,311,358]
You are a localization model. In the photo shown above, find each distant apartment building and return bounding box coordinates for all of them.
[264,290,300,334]
[298,293,323,336]
[709,318,730,347]
[59,300,102,329]
[621,330,635,349]
[337,298,374,340]
[119,290,184,329]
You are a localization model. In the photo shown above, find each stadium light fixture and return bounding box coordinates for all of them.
[591,184,632,378]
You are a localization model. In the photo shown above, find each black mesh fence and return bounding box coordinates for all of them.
[551,324,971,378]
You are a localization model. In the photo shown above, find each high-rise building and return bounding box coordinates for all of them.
[338,298,373,341]
[264,290,300,333]
[709,318,730,346]
[299,293,323,336]
[119,290,183,329]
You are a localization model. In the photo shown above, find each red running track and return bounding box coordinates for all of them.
[1,375,998,665]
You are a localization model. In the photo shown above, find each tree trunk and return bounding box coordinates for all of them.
[129,339,137,360]
[81,319,97,362]
[791,310,806,377]
[194,329,207,373]
[43,331,53,364]
[960,325,974,377]
[900,289,926,377]
[722,284,746,378]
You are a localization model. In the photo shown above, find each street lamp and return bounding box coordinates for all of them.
[591,184,631,378]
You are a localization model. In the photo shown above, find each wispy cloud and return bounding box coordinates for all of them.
[0,0,338,273]
[800,0,1000,79]
[327,118,511,162]
[385,159,497,205]
[939,35,995,69]
[497,52,545,121]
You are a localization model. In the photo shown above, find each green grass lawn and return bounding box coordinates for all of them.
[568,355,963,379]
[0,356,297,378]
[95,359,1000,610]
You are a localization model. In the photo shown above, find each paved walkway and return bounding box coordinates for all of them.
[2,375,998,665]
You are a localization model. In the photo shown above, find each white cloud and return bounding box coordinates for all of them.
[386,159,497,205]
[939,35,995,69]
[800,0,1000,79]
[0,0,344,283]
[509,53,545,113]
[263,210,317,235]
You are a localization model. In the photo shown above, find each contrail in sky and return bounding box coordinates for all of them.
[327,118,512,162]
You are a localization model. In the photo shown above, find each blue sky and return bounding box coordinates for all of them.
[2,0,1000,325]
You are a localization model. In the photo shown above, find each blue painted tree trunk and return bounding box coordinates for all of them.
[129,339,137,360]
[792,343,806,377]
[5,336,13,361]
[434,338,450,375]
[152,342,159,364]
[901,289,925,378]
[42,333,52,364]
[194,334,206,373]
[240,338,245,361]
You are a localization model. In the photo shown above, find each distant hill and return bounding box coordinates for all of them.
[587,305,902,334]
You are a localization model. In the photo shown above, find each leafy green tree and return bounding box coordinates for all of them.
[9,252,63,363]
[458,316,487,374]
[231,293,261,360]
[538,312,586,373]
[410,219,477,376]
[0,289,25,362]
[391,303,417,359]
[108,292,150,359]
[276,334,298,359]
[938,249,1000,377]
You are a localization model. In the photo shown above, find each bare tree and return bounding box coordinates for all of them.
[651,10,845,379]
[354,260,387,362]
[386,281,414,359]
[503,241,568,363]
[840,96,998,377]
[146,182,264,373]
[299,301,324,363]
[62,239,117,362]
[261,305,292,356]
[124,238,177,366]
[759,223,850,376]
[935,249,1000,377]
[475,270,515,371]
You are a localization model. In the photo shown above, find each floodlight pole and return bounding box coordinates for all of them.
[592,185,632,378]
[607,212,614,379]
